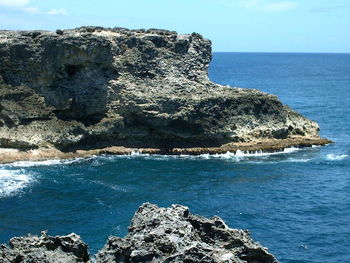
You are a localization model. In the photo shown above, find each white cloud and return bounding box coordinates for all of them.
[0,0,29,7]
[47,8,68,16]
[244,0,299,12]
[0,0,39,14]
[264,1,299,12]
[23,6,39,14]
[245,0,259,8]
[0,1,68,16]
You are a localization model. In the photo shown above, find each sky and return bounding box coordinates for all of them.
[0,0,349,53]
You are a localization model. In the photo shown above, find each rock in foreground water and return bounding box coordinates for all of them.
[1,203,279,262]
[96,203,278,263]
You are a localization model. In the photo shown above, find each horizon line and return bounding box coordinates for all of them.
[212,51,350,54]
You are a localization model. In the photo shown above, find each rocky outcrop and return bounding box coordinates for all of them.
[0,232,89,263]
[96,203,278,263]
[1,203,278,263]
[0,26,328,156]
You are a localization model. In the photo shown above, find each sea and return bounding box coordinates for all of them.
[1,53,349,262]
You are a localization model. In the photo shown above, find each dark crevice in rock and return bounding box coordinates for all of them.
[54,109,107,126]
[0,114,16,128]
[20,117,52,125]
[65,64,84,77]
[0,138,39,150]
[59,135,232,152]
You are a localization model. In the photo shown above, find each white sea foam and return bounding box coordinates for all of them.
[130,150,150,156]
[90,179,127,192]
[195,147,301,159]
[0,147,305,168]
[7,158,85,168]
[111,147,302,161]
[326,154,348,161]
[0,169,34,198]
[127,147,303,161]
[130,147,303,162]
[285,158,310,163]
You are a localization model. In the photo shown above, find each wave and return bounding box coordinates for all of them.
[227,147,300,157]
[326,154,348,161]
[0,169,34,198]
[130,150,150,156]
[126,147,303,161]
[4,157,88,168]
[97,147,307,163]
[0,147,308,169]
[89,179,128,192]
[183,147,301,159]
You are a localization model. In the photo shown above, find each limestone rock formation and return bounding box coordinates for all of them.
[1,204,278,262]
[96,203,278,263]
[0,232,90,263]
[0,26,324,153]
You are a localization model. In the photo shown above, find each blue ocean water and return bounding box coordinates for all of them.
[1,53,350,262]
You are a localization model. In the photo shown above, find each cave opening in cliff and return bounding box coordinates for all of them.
[65,64,83,77]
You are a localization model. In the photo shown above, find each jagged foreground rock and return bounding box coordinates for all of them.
[0,232,89,263]
[0,26,330,161]
[0,203,278,263]
[96,203,278,263]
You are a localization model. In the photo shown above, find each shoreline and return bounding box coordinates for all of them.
[0,137,332,165]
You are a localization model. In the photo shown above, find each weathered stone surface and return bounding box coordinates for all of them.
[96,203,278,263]
[1,204,278,262]
[0,232,90,263]
[0,26,323,153]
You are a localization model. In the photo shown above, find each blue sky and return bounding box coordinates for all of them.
[0,0,349,52]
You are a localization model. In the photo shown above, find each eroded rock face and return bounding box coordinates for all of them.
[1,204,279,262]
[96,203,278,263]
[0,26,320,151]
[0,232,90,263]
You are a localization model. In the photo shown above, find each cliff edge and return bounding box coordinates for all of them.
[0,26,330,160]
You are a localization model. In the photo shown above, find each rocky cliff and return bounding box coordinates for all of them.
[0,26,328,156]
[1,203,279,263]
